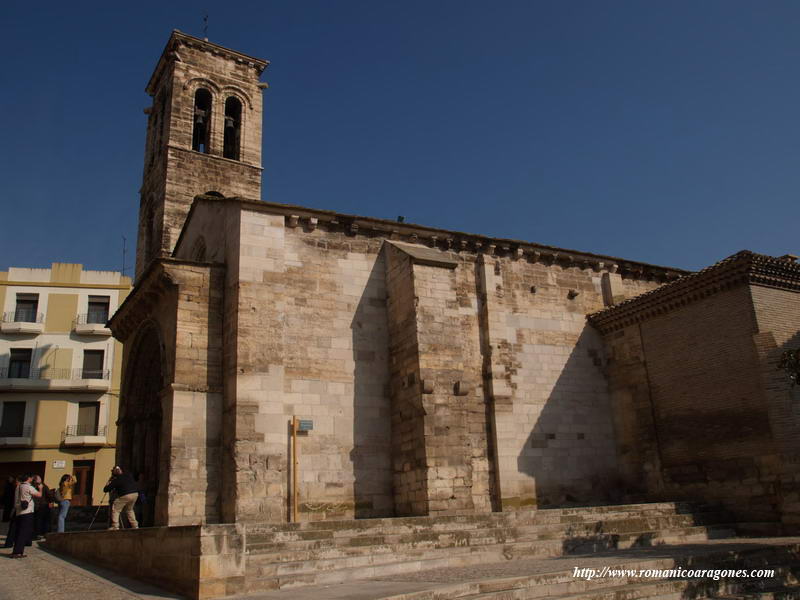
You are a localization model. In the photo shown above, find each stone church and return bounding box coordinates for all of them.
[107,30,800,536]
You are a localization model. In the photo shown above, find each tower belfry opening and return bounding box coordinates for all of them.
[223,96,242,160]
[192,88,212,153]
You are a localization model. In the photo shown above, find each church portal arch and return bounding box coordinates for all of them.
[118,320,166,526]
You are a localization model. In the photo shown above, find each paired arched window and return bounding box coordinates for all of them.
[192,88,212,153]
[189,88,243,160]
[223,96,242,160]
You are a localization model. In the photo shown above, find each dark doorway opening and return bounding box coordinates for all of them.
[72,460,95,507]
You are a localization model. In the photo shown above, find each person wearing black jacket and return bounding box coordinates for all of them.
[103,466,139,530]
[2,476,15,522]
[32,475,52,538]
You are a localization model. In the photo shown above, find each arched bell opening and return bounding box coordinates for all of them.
[192,88,213,153]
[223,96,242,160]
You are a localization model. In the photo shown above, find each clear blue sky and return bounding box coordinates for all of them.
[2,1,799,273]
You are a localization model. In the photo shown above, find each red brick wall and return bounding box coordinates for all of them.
[750,285,800,530]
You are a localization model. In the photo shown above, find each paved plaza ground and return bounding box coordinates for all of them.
[0,523,178,599]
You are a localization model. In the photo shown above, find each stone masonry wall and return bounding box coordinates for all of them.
[172,199,674,523]
[167,262,225,525]
[384,245,429,515]
[411,259,493,515]
[384,242,494,516]
[483,255,634,509]
[45,524,245,600]
[184,206,395,522]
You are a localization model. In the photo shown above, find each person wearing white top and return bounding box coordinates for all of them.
[10,474,41,558]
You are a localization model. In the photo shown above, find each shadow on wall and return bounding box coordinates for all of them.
[205,268,224,525]
[517,325,627,508]
[350,256,394,519]
[655,326,800,526]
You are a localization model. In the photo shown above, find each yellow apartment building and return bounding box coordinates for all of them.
[0,263,131,506]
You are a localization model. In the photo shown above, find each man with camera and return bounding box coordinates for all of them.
[103,466,139,530]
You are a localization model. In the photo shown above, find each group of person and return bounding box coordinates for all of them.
[2,466,147,558]
[2,472,75,558]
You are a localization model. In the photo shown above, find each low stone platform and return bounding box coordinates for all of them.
[42,501,784,599]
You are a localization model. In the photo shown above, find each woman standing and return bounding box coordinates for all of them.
[55,474,75,533]
[10,474,41,558]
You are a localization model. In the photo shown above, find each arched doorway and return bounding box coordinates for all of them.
[118,322,165,526]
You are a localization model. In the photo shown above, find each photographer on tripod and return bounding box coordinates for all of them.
[103,466,139,530]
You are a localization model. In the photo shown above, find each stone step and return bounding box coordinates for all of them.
[244,503,721,536]
[245,510,730,548]
[245,515,733,557]
[376,562,800,600]
[710,588,800,600]
[244,526,735,587]
[419,579,693,600]
[530,582,800,600]
[245,539,800,595]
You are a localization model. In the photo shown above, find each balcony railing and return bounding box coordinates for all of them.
[2,311,44,323]
[0,426,32,438]
[0,367,110,380]
[65,424,107,437]
[75,312,110,326]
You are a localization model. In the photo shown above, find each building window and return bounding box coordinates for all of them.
[192,88,212,153]
[223,96,242,160]
[14,294,39,323]
[8,349,32,379]
[76,402,100,436]
[82,350,104,379]
[87,296,110,324]
[0,402,26,437]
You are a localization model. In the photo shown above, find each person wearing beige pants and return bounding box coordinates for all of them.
[103,466,140,530]
[110,492,139,529]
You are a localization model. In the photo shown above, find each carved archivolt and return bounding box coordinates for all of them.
[220,85,254,111]
[183,77,221,95]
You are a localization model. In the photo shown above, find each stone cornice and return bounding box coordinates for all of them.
[588,251,800,335]
[176,194,688,282]
[385,240,459,269]
[109,257,222,341]
[146,30,269,96]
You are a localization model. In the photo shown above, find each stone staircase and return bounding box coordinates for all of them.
[374,540,800,600]
[243,502,741,593]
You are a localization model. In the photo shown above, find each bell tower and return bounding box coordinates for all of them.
[136,30,269,280]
